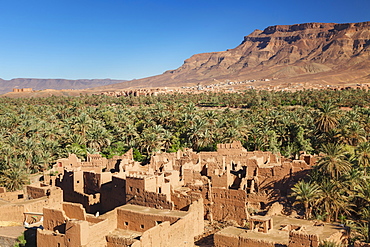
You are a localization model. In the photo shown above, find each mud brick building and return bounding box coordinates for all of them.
[0,141,348,246]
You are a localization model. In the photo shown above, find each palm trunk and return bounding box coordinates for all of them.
[304,202,309,219]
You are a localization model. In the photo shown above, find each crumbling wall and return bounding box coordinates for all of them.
[62,190,100,213]
[117,206,181,232]
[106,234,139,247]
[26,184,49,199]
[238,238,275,247]
[143,176,156,192]
[37,229,65,247]
[246,193,269,210]
[0,204,24,222]
[43,207,67,232]
[100,176,126,213]
[0,188,25,202]
[0,186,62,224]
[127,190,172,209]
[158,216,194,247]
[38,202,115,247]
[187,197,204,237]
[122,198,203,247]
[171,192,192,211]
[74,170,84,193]
[84,171,102,194]
[55,153,108,173]
[23,191,63,214]
[58,170,101,214]
[216,141,244,155]
[126,176,173,209]
[214,230,241,247]
[126,176,145,194]
[211,168,233,188]
[214,227,276,247]
[86,217,115,245]
[139,221,172,247]
[214,232,276,247]
[62,202,86,220]
[288,230,319,247]
[211,188,248,225]
[64,219,89,246]
[56,154,81,171]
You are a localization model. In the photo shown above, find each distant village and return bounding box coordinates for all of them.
[0,142,350,246]
[95,79,370,98]
[9,78,370,98]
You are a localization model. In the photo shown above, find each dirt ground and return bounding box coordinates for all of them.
[0,224,24,239]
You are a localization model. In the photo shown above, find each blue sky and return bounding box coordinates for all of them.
[0,0,369,80]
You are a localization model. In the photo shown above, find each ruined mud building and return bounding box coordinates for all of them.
[0,141,348,246]
[47,142,315,222]
[12,88,33,93]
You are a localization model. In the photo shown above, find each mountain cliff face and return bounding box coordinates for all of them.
[172,22,370,78]
[99,21,370,90]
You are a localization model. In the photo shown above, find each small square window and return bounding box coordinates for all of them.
[140,224,144,229]
[124,222,129,226]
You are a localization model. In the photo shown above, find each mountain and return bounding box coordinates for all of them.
[0,78,126,94]
[97,21,370,91]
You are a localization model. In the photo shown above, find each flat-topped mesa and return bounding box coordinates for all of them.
[243,21,370,41]
[260,22,333,35]
[177,21,369,76]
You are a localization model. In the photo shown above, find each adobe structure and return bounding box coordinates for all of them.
[12,88,33,92]
[0,182,62,246]
[0,141,348,246]
[97,88,169,97]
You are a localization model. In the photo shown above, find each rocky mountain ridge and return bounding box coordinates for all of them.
[96,21,370,91]
[0,78,125,94]
[3,21,369,96]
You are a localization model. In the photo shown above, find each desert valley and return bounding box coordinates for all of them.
[0,21,369,247]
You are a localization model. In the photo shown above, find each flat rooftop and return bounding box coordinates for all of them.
[217,215,345,245]
[118,204,188,218]
[109,228,142,239]
[0,225,25,239]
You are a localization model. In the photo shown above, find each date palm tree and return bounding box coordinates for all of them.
[317,143,352,180]
[315,102,340,133]
[291,180,321,219]
[0,160,29,191]
[355,181,370,242]
[355,142,370,174]
[315,178,352,222]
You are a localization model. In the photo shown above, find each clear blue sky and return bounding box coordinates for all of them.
[0,0,369,80]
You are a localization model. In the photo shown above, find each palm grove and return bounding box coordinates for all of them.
[1,89,370,242]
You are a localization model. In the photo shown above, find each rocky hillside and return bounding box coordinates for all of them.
[0,78,125,94]
[97,21,370,90]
